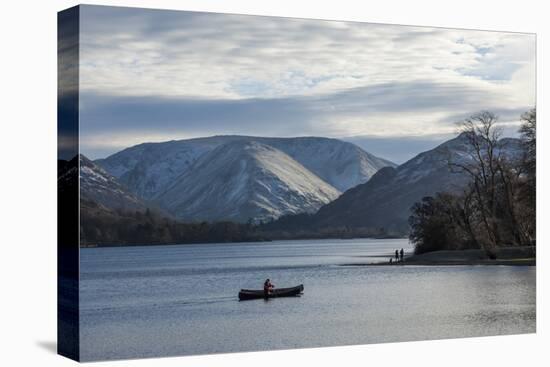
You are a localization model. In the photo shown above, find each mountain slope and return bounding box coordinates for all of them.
[80,155,147,211]
[281,134,523,233]
[96,136,395,199]
[155,141,341,223]
[95,137,228,200]
[251,137,395,191]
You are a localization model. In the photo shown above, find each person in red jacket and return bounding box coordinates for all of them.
[263,279,274,297]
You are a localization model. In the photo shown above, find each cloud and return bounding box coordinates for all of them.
[80,79,532,160]
[79,6,535,100]
[58,7,79,99]
[76,5,536,161]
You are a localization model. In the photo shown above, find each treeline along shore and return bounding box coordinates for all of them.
[80,199,267,247]
[80,198,402,247]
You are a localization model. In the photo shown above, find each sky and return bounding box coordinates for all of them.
[76,5,536,163]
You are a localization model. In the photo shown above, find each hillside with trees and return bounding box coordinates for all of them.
[80,199,265,246]
[409,109,536,256]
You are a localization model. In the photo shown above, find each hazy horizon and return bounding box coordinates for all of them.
[84,128,525,164]
[81,131,455,163]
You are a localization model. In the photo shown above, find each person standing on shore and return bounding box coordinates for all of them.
[400,248,404,262]
[395,250,399,262]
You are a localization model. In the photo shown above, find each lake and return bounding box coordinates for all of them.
[79,238,536,361]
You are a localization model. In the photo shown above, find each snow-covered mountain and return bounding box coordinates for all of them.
[94,135,395,222]
[96,136,395,199]
[95,137,228,200]
[288,133,523,233]
[155,141,341,223]
[80,155,146,211]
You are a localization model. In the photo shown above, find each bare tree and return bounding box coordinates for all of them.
[495,154,527,245]
[458,185,480,249]
[410,109,536,255]
[519,108,536,170]
[518,107,536,244]
[448,111,502,253]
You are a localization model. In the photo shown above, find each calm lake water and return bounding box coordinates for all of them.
[79,238,536,361]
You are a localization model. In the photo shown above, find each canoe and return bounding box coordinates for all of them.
[238,284,304,301]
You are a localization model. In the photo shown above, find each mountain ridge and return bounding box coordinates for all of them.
[96,135,395,198]
[95,135,395,222]
[263,133,523,234]
[155,140,342,223]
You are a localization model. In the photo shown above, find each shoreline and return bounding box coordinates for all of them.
[341,247,536,267]
[80,236,408,249]
[341,259,536,266]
